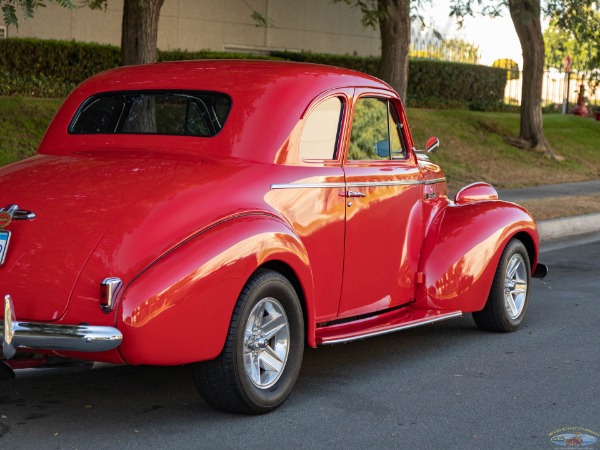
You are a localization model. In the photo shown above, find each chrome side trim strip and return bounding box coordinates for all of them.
[271,182,345,189]
[271,178,446,190]
[1,295,122,359]
[423,177,446,185]
[347,180,421,188]
[320,310,462,345]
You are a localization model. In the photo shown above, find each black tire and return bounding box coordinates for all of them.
[193,269,304,414]
[473,239,531,332]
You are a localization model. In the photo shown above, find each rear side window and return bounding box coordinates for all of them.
[299,97,343,160]
[70,91,231,137]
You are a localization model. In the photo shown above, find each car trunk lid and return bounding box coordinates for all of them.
[0,153,199,322]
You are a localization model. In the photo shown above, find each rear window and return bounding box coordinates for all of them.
[70,91,231,137]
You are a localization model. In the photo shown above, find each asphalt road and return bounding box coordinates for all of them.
[1,235,599,449]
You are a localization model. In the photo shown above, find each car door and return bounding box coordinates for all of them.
[337,90,423,319]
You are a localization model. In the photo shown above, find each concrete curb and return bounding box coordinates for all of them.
[538,213,600,241]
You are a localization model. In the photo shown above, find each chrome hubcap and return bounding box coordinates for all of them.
[504,254,528,319]
[243,298,289,389]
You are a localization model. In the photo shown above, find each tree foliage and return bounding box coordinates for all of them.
[543,5,600,88]
[448,0,594,160]
[1,0,104,28]
[334,0,430,102]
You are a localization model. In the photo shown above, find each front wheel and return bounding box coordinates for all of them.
[473,239,531,332]
[193,269,304,414]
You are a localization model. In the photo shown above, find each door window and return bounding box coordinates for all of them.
[348,97,406,161]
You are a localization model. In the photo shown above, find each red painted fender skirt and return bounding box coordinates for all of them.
[415,200,539,312]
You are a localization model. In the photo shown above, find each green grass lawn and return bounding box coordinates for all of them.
[1,96,599,190]
[0,97,62,166]
[407,109,600,191]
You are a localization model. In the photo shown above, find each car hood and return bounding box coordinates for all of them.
[0,153,203,322]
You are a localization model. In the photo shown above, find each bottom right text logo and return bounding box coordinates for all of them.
[549,427,599,447]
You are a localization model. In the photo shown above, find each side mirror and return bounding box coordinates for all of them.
[414,136,440,161]
[425,136,440,153]
[374,140,390,158]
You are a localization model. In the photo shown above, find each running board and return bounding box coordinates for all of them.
[316,309,463,345]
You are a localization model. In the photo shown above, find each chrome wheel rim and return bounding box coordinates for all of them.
[504,254,528,320]
[243,297,290,389]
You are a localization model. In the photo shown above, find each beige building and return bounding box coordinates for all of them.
[2,0,381,56]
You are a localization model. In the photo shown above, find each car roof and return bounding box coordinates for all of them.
[39,60,396,163]
[79,60,389,93]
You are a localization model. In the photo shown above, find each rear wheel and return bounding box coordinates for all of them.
[193,269,304,414]
[473,239,531,332]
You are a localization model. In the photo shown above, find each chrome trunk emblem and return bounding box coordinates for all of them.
[0,205,35,267]
[0,204,36,226]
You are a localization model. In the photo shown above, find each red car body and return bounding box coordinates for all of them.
[0,61,544,413]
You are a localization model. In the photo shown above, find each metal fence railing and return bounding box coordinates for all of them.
[503,69,600,111]
[408,33,599,113]
[409,32,481,65]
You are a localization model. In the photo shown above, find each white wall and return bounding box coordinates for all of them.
[7,0,381,56]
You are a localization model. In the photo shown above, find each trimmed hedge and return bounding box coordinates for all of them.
[271,51,507,109]
[408,59,506,109]
[270,50,380,77]
[0,38,507,109]
[0,38,120,83]
[158,49,280,62]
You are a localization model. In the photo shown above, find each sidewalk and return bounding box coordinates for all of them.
[498,180,600,241]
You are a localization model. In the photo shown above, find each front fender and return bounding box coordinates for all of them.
[115,214,313,366]
[415,201,539,312]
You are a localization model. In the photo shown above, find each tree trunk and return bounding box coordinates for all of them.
[378,0,411,103]
[508,0,560,159]
[121,0,165,66]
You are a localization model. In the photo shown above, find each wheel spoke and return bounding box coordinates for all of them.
[260,346,284,373]
[505,292,519,317]
[252,302,266,330]
[507,258,520,280]
[244,351,261,385]
[261,313,287,340]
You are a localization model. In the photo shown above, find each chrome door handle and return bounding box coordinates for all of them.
[347,191,366,198]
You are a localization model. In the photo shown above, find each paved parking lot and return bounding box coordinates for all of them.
[1,235,599,449]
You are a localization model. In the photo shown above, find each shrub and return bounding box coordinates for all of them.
[158,49,280,61]
[269,50,380,76]
[408,59,506,108]
[0,38,120,83]
[270,52,506,109]
[0,39,507,110]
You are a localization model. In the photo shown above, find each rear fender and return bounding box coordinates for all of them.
[415,201,539,312]
[115,214,313,366]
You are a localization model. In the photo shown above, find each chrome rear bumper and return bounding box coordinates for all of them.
[2,295,122,359]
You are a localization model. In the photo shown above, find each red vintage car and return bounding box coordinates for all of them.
[0,60,546,414]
